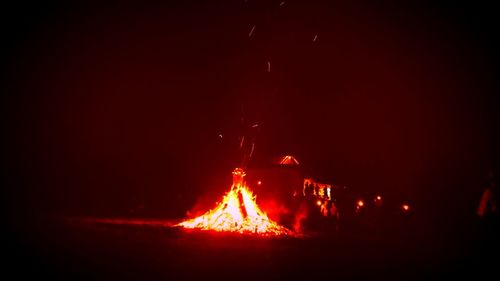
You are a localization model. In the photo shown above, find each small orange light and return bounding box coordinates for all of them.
[357,200,364,207]
[402,204,410,211]
[316,200,322,206]
[376,195,381,200]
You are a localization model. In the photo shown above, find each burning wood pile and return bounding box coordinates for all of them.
[177,168,294,236]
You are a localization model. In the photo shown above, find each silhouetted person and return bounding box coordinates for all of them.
[477,170,498,219]
[329,200,340,231]
[476,168,500,256]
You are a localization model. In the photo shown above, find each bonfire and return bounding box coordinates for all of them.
[177,168,293,236]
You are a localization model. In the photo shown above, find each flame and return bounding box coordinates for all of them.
[177,168,293,236]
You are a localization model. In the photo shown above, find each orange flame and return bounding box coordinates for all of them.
[177,168,293,236]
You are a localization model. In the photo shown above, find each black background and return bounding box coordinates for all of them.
[2,0,499,279]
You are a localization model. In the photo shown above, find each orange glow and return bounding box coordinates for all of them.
[402,204,410,212]
[177,168,293,236]
[357,200,364,207]
[316,200,322,206]
[376,195,381,200]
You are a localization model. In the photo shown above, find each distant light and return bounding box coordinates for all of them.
[374,195,383,207]
[402,204,410,212]
[316,200,322,206]
[357,200,364,207]
[257,180,262,186]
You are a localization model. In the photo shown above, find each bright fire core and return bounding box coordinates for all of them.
[177,168,293,236]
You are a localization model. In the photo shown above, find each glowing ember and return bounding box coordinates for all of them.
[177,168,293,236]
[402,204,410,212]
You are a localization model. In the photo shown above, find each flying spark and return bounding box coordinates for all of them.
[248,25,256,37]
[249,142,255,158]
[267,61,271,72]
[313,34,318,42]
[240,136,245,148]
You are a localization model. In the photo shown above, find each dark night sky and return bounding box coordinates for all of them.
[3,0,499,230]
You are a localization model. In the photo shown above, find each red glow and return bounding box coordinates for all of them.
[257,180,262,185]
[316,200,322,206]
[376,195,381,200]
[357,200,364,207]
[402,204,410,212]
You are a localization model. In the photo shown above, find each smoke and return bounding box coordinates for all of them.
[185,193,220,219]
[257,198,290,222]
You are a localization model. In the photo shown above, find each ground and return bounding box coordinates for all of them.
[5,216,498,280]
